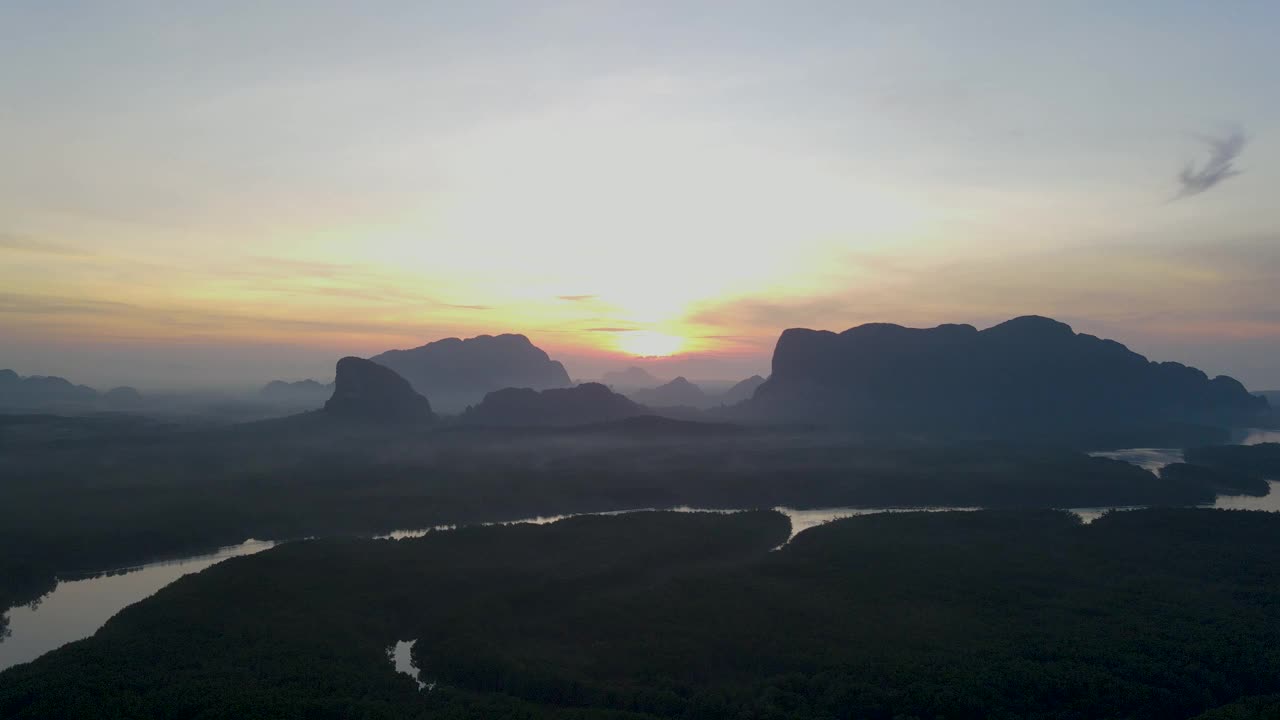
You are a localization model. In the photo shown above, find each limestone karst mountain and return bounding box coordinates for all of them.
[323,357,434,423]
[719,375,766,406]
[371,334,570,414]
[737,315,1268,433]
[629,376,710,409]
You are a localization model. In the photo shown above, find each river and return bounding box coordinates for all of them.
[0,540,275,672]
[3,431,1278,673]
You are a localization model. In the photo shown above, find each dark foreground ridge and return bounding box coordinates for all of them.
[3,509,1279,719]
[740,315,1269,432]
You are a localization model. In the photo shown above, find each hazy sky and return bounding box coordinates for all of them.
[3,1,1278,390]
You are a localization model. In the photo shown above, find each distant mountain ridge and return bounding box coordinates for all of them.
[0,369,97,403]
[629,376,709,408]
[371,334,570,414]
[738,315,1269,433]
[0,369,115,410]
[720,375,766,405]
[260,379,334,407]
[102,386,143,406]
[601,366,663,389]
[625,374,768,409]
[460,383,646,427]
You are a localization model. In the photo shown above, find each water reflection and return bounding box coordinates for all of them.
[1070,506,1145,524]
[1235,428,1280,445]
[1067,481,1280,524]
[375,508,644,540]
[378,505,985,545]
[6,439,1279,674]
[0,539,273,672]
[1088,448,1183,473]
[387,639,431,691]
[777,505,982,539]
[1211,481,1280,512]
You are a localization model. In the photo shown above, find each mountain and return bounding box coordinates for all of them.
[102,386,144,406]
[0,370,98,407]
[370,334,570,414]
[737,315,1269,434]
[719,375,766,405]
[459,383,646,427]
[601,366,663,389]
[629,376,710,408]
[260,379,334,406]
[323,357,434,423]
[1258,391,1280,425]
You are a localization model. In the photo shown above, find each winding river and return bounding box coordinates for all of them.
[3,429,1278,673]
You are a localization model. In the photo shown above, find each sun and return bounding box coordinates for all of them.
[615,331,686,358]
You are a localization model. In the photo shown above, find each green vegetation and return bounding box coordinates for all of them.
[2,412,1249,621]
[3,508,1280,719]
[1185,443,1280,486]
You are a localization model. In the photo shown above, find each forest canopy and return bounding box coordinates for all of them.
[3,508,1280,719]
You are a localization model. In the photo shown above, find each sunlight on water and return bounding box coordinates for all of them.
[1068,481,1280,524]
[387,639,431,691]
[0,539,274,672]
[1236,428,1280,445]
[1211,481,1280,512]
[7,443,1279,674]
[776,505,983,540]
[378,505,984,545]
[1088,448,1183,473]
[1069,507,1143,524]
[375,508,645,540]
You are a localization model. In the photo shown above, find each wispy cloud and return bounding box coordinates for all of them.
[1177,130,1246,198]
[241,256,359,280]
[557,294,597,302]
[0,293,133,316]
[0,290,460,341]
[686,296,855,330]
[0,233,92,257]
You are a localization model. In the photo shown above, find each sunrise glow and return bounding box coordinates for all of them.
[1,3,1278,391]
[614,331,687,358]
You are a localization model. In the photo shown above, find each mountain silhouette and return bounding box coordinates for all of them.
[260,379,334,406]
[0,369,98,407]
[719,375,766,405]
[629,376,710,408]
[323,357,434,423]
[370,334,570,414]
[601,366,663,389]
[460,383,645,427]
[102,386,144,406]
[738,315,1269,433]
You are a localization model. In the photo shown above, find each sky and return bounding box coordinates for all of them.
[2,1,1279,390]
